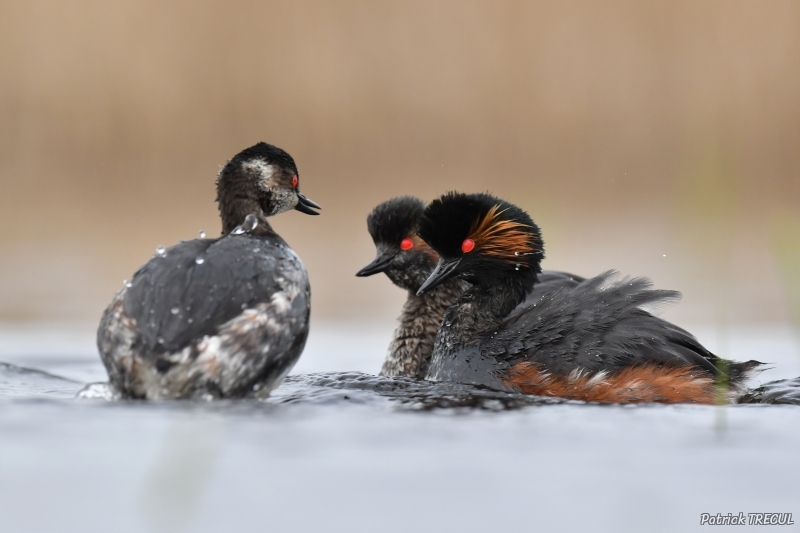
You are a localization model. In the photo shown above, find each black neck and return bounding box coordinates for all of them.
[444,270,537,340]
[218,196,274,237]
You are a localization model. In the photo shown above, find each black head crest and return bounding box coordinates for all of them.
[418,192,544,270]
[366,196,426,246]
[228,142,298,174]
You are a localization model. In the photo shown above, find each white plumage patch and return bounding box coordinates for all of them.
[242,159,299,215]
[585,371,610,387]
[242,160,278,188]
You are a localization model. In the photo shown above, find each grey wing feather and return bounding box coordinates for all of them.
[210,284,310,397]
[506,270,585,322]
[123,235,288,354]
[483,270,720,376]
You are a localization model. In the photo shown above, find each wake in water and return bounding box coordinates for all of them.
[0,362,84,398]
[738,378,800,405]
[272,372,800,409]
[273,372,565,410]
[2,361,800,408]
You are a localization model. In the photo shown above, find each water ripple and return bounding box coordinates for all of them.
[4,361,800,408]
[0,362,83,398]
[739,377,800,405]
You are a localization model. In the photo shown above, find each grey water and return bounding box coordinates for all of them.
[1,321,800,533]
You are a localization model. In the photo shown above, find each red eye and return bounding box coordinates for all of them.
[291,175,298,189]
[400,238,413,251]
[461,238,475,253]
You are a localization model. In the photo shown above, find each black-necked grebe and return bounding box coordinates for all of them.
[416,192,763,403]
[97,142,320,399]
[356,196,584,379]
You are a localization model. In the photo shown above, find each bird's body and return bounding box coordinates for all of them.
[418,192,762,403]
[97,142,320,399]
[379,274,466,378]
[99,229,309,399]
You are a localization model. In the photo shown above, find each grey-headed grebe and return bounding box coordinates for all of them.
[416,192,763,403]
[356,196,584,379]
[97,142,320,399]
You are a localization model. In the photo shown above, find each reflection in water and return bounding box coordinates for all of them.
[274,372,565,411]
[739,377,800,405]
[276,372,800,409]
[140,414,222,532]
[3,362,799,409]
[1,359,800,533]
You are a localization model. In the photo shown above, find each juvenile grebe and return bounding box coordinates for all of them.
[97,142,320,399]
[417,192,763,403]
[356,196,584,379]
[356,197,468,378]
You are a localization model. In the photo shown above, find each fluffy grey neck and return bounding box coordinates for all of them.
[379,278,467,379]
[218,197,273,237]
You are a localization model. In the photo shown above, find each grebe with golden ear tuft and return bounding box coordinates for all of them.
[417,191,763,403]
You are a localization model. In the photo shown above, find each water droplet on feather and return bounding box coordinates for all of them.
[195,257,205,265]
[243,214,258,230]
[232,214,259,235]
[156,245,166,257]
[199,230,206,238]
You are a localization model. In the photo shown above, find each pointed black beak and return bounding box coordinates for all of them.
[295,193,321,215]
[356,250,396,277]
[417,257,461,295]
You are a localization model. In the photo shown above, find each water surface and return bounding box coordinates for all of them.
[1,321,799,533]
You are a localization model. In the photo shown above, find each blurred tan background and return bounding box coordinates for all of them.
[1,0,799,330]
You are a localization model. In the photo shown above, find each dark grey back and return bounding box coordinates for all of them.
[484,271,720,376]
[123,234,294,354]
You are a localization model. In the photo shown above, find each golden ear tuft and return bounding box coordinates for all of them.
[412,234,439,260]
[468,205,538,260]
